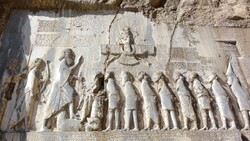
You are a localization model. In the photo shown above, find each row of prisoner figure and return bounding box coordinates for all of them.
[74,64,250,131]
[7,49,250,132]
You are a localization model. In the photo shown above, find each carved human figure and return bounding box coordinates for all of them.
[121,71,139,131]
[40,48,83,131]
[22,58,47,130]
[189,72,217,130]
[104,72,120,131]
[173,72,198,131]
[138,71,160,130]
[78,72,104,124]
[117,27,138,65]
[0,58,27,128]
[226,62,250,130]
[208,72,237,130]
[85,89,105,131]
[154,72,178,130]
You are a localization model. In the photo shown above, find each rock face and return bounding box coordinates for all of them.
[0,1,250,141]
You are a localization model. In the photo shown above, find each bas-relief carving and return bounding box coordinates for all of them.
[189,72,217,130]
[39,49,83,132]
[173,72,198,131]
[153,72,178,130]
[121,71,139,131]
[226,62,250,130]
[0,58,28,130]
[2,24,250,133]
[104,72,120,131]
[208,72,237,130]
[101,27,155,66]
[138,71,160,131]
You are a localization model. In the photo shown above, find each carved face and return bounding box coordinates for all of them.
[34,58,46,70]
[189,72,198,82]
[226,74,234,86]
[7,58,19,71]
[208,73,216,82]
[153,72,163,82]
[64,49,76,67]
[173,72,181,81]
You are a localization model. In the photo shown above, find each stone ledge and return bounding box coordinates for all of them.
[0,130,245,141]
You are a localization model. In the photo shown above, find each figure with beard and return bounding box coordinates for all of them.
[39,49,83,131]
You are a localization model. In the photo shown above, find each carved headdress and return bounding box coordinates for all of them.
[59,48,76,61]
[226,61,234,76]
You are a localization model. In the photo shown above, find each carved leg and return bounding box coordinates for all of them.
[124,110,131,131]
[115,109,120,130]
[143,109,150,130]
[152,108,160,131]
[69,103,74,119]
[80,97,92,124]
[162,110,170,130]
[132,110,139,131]
[219,116,227,130]
[199,110,208,130]
[170,111,179,130]
[228,119,237,130]
[208,110,217,130]
[182,116,188,130]
[190,117,198,131]
[104,110,113,131]
[0,98,7,126]
[241,111,250,130]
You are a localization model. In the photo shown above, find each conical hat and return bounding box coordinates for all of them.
[226,61,234,76]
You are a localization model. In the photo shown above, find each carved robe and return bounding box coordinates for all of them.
[140,79,158,120]
[192,79,211,110]
[176,78,196,119]
[44,59,74,119]
[24,67,41,118]
[124,81,137,110]
[106,78,120,110]
[211,79,234,120]
[158,81,174,110]
[230,79,250,111]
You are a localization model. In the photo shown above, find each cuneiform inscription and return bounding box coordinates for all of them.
[35,34,58,47]
[37,20,58,32]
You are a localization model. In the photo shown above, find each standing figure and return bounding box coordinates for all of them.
[173,72,198,130]
[78,72,104,124]
[138,71,160,130]
[22,58,47,130]
[39,48,83,131]
[0,58,27,128]
[85,84,105,131]
[208,72,237,130]
[104,72,120,131]
[189,72,217,130]
[121,71,139,131]
[226,62,250,130]
[154,72,178,130]
[10,59,48,130]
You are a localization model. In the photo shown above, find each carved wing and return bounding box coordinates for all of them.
[100,44,122,55]
[133,45,155,55]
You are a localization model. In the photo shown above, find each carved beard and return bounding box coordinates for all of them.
[65,57,75,67]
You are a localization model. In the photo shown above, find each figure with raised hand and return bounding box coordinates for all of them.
[39,48,83,131]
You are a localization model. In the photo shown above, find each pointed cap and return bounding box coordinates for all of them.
[226,61,234,76]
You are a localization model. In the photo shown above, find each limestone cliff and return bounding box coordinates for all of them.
[0,0,250,35]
